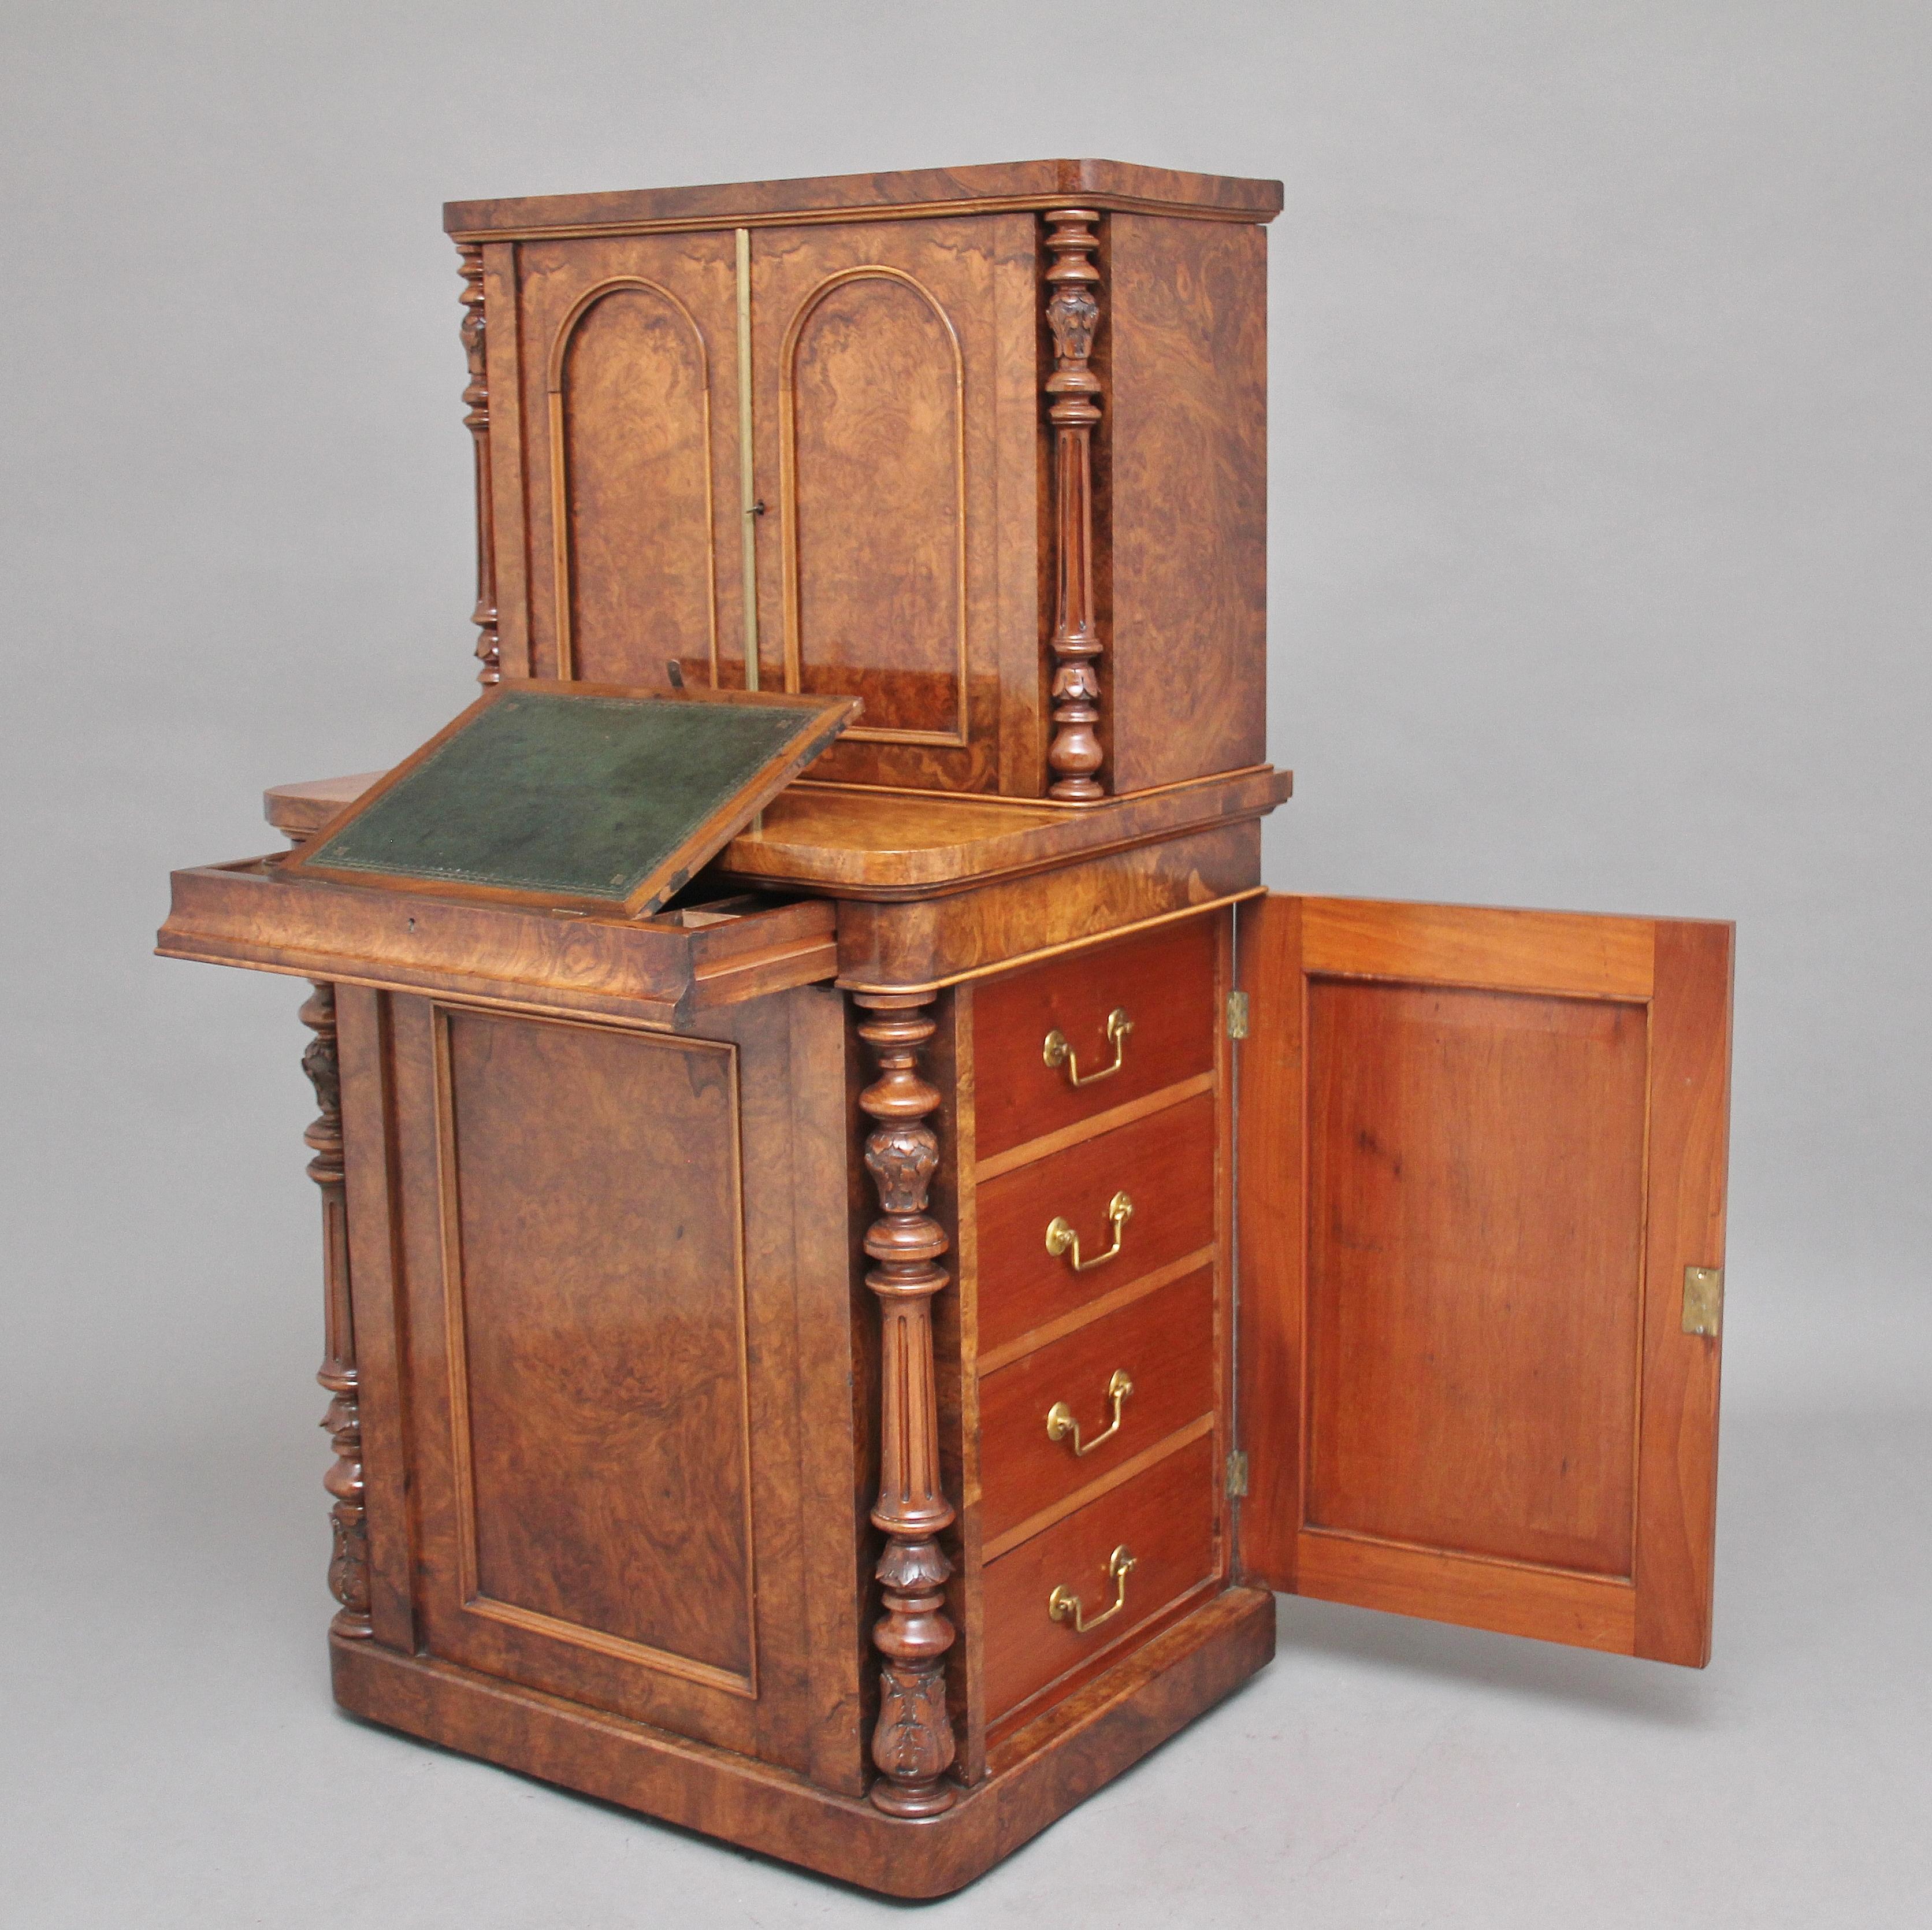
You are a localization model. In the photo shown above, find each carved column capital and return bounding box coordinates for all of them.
[854,991,958,1816]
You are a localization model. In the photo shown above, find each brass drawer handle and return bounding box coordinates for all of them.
[1045,1191,1133,1272]
[1046,1368,1133,1457]
[1049,1544,1137,1635]
[1042,1008,1133,1088]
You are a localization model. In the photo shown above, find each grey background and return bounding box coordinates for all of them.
[4,2,1928,1924]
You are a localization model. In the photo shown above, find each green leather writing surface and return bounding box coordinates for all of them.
[302,686,837,903]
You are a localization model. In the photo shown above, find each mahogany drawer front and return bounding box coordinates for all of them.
[982,1432,1219,1725]
[979,1267,1216,1547]
[976,1090,1217,1358]
[972,916,1218,1160]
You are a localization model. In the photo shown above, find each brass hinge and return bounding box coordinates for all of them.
[1225,1450,1249,1497]
[1682,1265,1725,1338]
[1225,991,1250,1040]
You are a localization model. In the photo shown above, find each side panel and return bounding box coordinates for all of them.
[373,989,864,1784]
[1238,896,1732,1666]
[1105,214,1268,793]
[440,1008,755,1683]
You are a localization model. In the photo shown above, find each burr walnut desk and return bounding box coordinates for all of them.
[158,160,1733,1898]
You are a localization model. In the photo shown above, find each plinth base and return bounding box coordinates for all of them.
[330,1584,1276,1899]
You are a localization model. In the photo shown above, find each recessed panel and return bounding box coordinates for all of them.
[555,282,717,685]
[443,1009,753,1680]
[786,272,965,739]
[1305,979,1647,1578]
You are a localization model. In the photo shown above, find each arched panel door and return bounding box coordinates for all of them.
[781,269,968,746]
[751,216,1042,795]
[512,232,745,689]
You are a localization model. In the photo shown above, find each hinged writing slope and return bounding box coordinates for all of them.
[1236,896,1732,1666]
[281,681,859,916]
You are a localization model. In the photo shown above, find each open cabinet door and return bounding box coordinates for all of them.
[1237,896,1732,1666]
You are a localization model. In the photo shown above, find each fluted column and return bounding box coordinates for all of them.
[854,992,957,1817]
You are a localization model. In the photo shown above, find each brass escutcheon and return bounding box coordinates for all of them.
[1046,1368,1134,1457]
[1042,1007,1133,1088]
[1048,1545,1137,1635]
[1045,1191,1133,1272]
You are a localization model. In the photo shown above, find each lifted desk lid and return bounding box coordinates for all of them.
[280,681,858,917]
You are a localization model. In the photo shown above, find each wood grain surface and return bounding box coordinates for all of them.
[971,914,1217,1157]
[976,1090,1217,1357]
[329,1583,1274,1897]
[511,230,745,688]
[1238,895,1733,1664]
[444,159,1286,239]
[980,1432,1218,1725]
[1106,214,1269,793]
[979,1266,1215,1545]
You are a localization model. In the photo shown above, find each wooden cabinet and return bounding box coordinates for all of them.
[455,160,1276,798]
[159,157,1734,1901]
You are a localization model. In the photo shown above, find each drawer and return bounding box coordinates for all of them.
[977,1090,1217,1357]
[973,916,1218,1159]
[982,1432,1219,1725]
[980,1267,1216,1547]
[156,858,835,1027]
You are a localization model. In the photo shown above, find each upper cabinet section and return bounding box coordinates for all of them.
[447,160,1282,800]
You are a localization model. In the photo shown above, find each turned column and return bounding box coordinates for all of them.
[854,993,958,1817]
[457,243,501,685]
[298,983,371,1640]
[1043,209,1105,801]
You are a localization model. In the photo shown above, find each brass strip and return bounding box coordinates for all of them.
[834,888,1266,996]
[447,192,1280,246]
[981,1412,1214,1564]
[976,1244,1216,1376]
[735,228,759,691]
[975,1072,1216,1182]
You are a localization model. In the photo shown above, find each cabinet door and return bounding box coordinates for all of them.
[513,232,747,688]
[351,986,867,1791]
[749,214,1043,793]
[1238,896,1732,1665]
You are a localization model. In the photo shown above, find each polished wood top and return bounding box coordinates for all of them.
[265,767,1291,901]
[444,159,1285,239]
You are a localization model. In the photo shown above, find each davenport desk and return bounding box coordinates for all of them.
[158,160,1733,1898]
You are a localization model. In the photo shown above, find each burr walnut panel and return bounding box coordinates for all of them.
[751,213,1041,794]
[1104,214,1268,793]
[373,989,867,1780]
[441,1009,755,1680]
[552,282,719,687]
[785,270,967,742]
[513,230,745,688]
